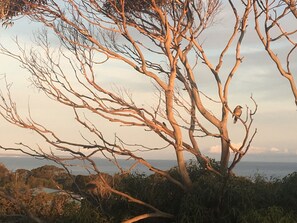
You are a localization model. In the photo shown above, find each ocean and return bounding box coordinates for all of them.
[1,156,297,179]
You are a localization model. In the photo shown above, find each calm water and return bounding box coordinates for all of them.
[1,156,297,179]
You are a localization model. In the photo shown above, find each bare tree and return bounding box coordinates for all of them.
[254,0,297,105]
[0,0,258,221]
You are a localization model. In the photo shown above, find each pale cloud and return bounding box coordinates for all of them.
[269,147,289,153]
[249,146,271,154]
[245,146,289,154]
[207,144,289,155]
[270,147,280,152]
[253,146,290,154]
[208,145,220,154]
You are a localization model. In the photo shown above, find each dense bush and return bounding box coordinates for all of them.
[75,162,297,223]
[58,200,110,223]
[277,172,297,211]
[240,206,297,223]
[0,162,297,222]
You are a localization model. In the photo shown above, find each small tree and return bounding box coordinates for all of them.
[0,0,258,221]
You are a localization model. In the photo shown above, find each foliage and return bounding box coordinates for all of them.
[240,206,297,223]
[70,161,297,222]
[1,162,297,222]
[0,163,11,187]
[103,0,170,15]
[277,172,297,211]
[56,200,110,223]
[176,171,297,223]
[0,0,47,22]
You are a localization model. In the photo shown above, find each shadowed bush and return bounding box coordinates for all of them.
[70,164,297,223]
[277,172,297,212]
[0,161,297,222]
[240,206,297,223]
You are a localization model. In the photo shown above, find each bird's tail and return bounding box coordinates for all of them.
[233,117,237,124]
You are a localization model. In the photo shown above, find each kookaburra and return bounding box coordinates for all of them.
[233,105,242,124]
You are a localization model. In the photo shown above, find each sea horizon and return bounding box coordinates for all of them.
[1,155,297,179]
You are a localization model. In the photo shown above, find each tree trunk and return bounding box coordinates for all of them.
[220,132,230,174]
[220,108,230,173]
[165,89,192,190]
[176,144,192,190]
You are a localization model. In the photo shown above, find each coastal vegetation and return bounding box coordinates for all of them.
[1,0,297,222]
[0,162,297,222]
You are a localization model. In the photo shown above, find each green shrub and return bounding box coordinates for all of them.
[226,175,280,211]
[240,206,297,223]
[58,199,111,223]
[1,163,297,223]
[277,172,297,211]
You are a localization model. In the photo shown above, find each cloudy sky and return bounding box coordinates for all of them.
[0,1,296,163]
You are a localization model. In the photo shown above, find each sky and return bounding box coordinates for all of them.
[0,2,297,163]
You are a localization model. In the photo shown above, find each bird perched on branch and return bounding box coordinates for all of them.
[233,105,242,124]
